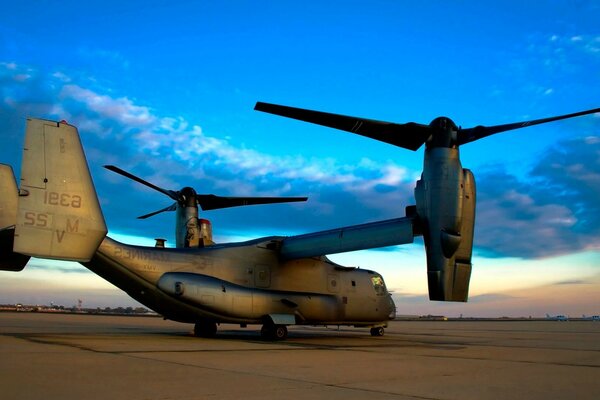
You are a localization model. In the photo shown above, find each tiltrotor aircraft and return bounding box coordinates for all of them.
[0,103,598,340]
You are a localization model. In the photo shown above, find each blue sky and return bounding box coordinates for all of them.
[0,1,598,316]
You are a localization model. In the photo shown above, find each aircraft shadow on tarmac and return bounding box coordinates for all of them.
[155,326,468,351]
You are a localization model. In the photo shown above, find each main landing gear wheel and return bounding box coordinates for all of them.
[370,327,384,337]
[261,324,288,341]
[194,321,217,338]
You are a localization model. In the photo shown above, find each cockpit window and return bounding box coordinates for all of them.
[371,276,386,296]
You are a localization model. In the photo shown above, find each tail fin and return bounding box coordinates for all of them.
[0,164,30,271]
[0,164,18,230]
[13,119,107,261]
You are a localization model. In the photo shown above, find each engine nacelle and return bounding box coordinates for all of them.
[415,148,476,302]
[175,200,199,248]
[175,188,215,248]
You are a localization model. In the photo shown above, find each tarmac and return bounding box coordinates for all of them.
[0,312,598,400]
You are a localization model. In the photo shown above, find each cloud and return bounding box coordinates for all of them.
[475,134,600,258]
[553,279,587,285]
[542,33,600,60]
[495,31,600,101]
[468,293,519,303]
[0,62,418,238]
[571,34,600,54]
[60,84,155,127]
[1,61,598,260]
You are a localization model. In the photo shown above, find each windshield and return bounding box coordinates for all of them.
[371,275,387,296]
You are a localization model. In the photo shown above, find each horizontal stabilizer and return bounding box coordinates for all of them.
[280,217,415,259]
[14,119,107,261]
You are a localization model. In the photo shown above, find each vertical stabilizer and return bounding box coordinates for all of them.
[14,119,107,261]
[0,164,30,271]
[0,164,18,230]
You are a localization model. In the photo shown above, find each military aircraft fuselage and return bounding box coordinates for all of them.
[85,236,396,326]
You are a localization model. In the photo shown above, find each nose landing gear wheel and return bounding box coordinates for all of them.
[370,327,384,337]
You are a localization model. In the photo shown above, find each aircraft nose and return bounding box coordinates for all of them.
[388,295,397,319]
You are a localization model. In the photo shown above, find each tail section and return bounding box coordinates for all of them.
[0,164,18,230]
[0,164,29,271]
[13,119,107,261]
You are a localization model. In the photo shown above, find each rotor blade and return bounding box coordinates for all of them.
[255,102,431,151]
[137,203,177,219]
[458,107,600,145]
[197,194,308,211]
[104,165,179,201]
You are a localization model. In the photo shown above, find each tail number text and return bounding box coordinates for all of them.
[44,191,82,208]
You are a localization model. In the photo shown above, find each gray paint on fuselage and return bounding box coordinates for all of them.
[84,236,394,325]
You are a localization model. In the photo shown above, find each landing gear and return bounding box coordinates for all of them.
[370,327,384,337]
[260,323,288,341]
[194,320,217,338]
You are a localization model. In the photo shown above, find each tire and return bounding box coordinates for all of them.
[274,325,288,340]
[261,324,288,341]
[194,321,217,338]
[260,324,273,339]
[370,327,384,337]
